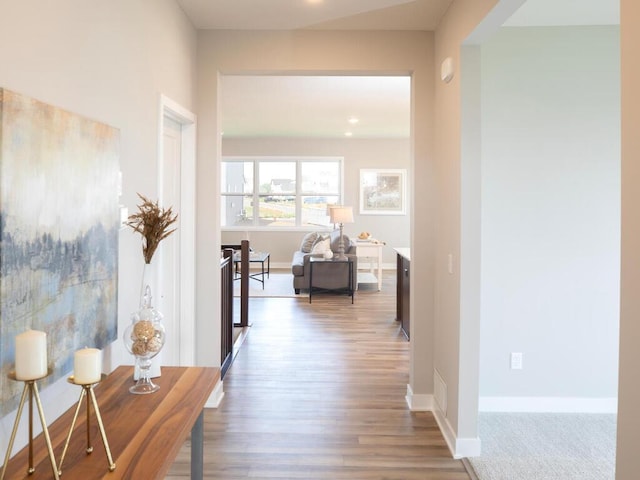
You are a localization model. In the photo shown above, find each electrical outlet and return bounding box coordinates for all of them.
[510,352,523,370]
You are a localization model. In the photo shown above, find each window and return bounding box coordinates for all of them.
[221,157,342,228]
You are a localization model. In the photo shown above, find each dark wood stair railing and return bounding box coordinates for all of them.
[220,249,233,378]
[220,240,250,378]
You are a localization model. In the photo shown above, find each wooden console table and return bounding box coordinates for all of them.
[2,366,219,479]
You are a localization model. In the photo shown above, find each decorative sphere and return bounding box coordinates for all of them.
[133,320,155,340]
[124,290,166,363]
[131,339,147,356]
[147,336,163,353]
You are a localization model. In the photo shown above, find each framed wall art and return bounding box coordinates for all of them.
[0,88,120,416]
[359,169,406,215]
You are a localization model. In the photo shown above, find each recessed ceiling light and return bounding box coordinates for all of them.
[348,117,359,124]
[306,0,323,4]
[344,132,353,137]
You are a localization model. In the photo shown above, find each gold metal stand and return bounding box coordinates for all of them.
[58,375,115,475]
[1,371,59,480]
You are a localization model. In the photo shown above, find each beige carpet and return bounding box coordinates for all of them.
[468,412,616,480]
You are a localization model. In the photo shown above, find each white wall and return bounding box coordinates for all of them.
[0,0,196,456]
[221,137,410,267]
[479,26,620,407]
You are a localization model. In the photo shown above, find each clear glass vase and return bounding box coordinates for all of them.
[123,284,165,394]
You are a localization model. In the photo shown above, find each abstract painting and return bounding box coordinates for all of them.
[359,169,407,215]
[0,89,120,416]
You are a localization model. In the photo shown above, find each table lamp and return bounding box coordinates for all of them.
[330,206,354,260]
[326,204,336,228]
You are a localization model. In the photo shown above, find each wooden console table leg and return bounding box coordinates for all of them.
[191,410,204,480]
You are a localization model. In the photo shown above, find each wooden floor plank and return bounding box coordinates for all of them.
[166,272,471,480]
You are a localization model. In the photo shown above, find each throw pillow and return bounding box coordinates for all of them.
[300,232,319,253]
[311,236,331,254]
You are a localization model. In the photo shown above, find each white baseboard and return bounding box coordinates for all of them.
[432,405,457,457]
[205,379,225,408]
[405,383,433,411]
[479,396,618,414]
[431,399,481,458]
[455,436,482,458]
[406,382,482,458]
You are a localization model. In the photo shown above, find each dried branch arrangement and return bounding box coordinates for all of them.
[126,194,178,264]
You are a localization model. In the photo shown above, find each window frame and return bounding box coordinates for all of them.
[221,156,344,230]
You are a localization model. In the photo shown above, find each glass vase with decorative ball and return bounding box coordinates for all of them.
[123,285,165,394]
[125,194,177,394]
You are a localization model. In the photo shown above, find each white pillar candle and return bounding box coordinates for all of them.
[73,348,102,384]
[15,329,48,380]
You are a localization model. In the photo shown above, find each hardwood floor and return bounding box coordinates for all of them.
[166,273,472,479]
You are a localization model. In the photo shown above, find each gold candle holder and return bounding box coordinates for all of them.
[58,374,115,475]
[1,370,59,480]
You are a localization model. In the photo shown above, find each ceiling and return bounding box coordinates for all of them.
[504,0,618,26]
[176,0,619,32]
[176,0,454,31]
[180,0,619,139]
[220,75,411,139]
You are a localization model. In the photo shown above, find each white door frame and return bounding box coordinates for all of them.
[158,94,196,366]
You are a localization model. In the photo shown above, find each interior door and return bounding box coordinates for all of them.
[160,116,182,366]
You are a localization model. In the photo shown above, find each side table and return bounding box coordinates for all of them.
[355,241,384,291]
[233,251,270,289]
[308,256,354,304]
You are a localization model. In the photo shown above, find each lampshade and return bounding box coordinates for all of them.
[330,206,353,224]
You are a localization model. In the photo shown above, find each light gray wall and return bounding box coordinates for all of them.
[0,0,196,454]
[221,137,410,268]
[479,26,620,405]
